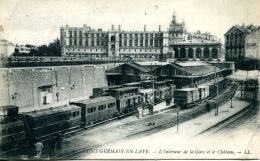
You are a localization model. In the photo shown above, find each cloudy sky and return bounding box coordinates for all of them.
[0,0,260,45]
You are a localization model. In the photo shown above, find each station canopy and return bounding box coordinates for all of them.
[226,70,260,82]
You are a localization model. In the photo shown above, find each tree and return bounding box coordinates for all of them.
[48,38,61,56]
[29,38,61,56]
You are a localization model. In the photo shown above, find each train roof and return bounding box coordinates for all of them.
[198,85,208,88]
[175,88,198,92]
[25,105,81,118]
[139,89,156,93]
[73,96,115,105]
[123,82,142,85]
[154,80,168,84]
[93,85,122,90]
[0,105,19,111]
[111,87,139,91]
[141,80,155,83]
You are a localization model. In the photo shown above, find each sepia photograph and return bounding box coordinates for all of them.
[0,0,260,160]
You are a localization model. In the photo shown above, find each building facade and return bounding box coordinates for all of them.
[60,24,169,60]
[224,24,258,61]
[0,39,15,58]
[60,13,222,61]
[245,27,260,60]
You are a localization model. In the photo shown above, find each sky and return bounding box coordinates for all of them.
[0,0,260,45]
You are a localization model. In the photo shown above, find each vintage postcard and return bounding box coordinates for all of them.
[0,0,260,160]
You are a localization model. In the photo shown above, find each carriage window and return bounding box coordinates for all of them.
[108,103,115,108]
[14,126,18,132]
[2,129,6,135]
[69,113,71,116]
[8,128,12,134]
[87,107,96,113]
[76,111,79,116]
[73,112,76,117]
[98,105,106,111]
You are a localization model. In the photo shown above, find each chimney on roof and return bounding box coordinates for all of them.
[144,25,146,32]
[159,25,161,32]
[83,24,87,28]
[111,24,115,31]
[118,25,121,31]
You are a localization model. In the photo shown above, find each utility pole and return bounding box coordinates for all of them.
[152,63,155,115]
[230,80,234,108]
[176,105,179,133]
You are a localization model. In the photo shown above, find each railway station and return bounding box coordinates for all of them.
[1,0,260,160]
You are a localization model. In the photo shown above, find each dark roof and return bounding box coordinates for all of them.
[159,62,221,76]
[125,62,156,73]
[73,96,115,105]
[225,25,259,35]
[25,105,81,118]
[184,65,220,76]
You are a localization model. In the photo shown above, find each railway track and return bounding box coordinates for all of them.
[198,104,254,136]
[0,81,239,159]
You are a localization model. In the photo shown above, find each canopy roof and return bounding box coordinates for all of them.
[226,70,260,82]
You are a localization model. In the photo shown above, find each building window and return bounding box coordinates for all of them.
[129,39,132,47]
[79,31,82,37]
[150,39,153,46]
[69,31,72,37]
[69,39,72,46]
[124,39,127,46]
[85,39,88,46]
[74,31,77,37]
[140,39,143,47]
[79,39,82,46]
[145,39,148,47]
[155,39,158,47]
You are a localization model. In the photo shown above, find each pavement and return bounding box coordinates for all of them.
[1,89,251,160]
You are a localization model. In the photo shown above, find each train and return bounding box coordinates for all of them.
[0,78,231,149]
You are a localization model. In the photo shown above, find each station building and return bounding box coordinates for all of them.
[106,61,234,88]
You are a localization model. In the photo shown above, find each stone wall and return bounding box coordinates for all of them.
[0,65,107,113]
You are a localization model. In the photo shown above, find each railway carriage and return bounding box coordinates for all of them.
[139,89,155,104]
[109,87,142,114]
[198,85,210,100]
[92,85,122,98]
[71,96,117,125]
[23,105,81,140]
[174,88,199,107]
[0,106,25,148]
